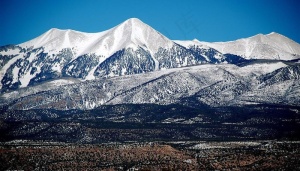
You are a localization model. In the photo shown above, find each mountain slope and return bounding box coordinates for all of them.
[1,18,223,91]
[199,32,300,60]
[18,18,173,59]
[174,39,251,65]
[2,62,298,110]
[174,39,226,63]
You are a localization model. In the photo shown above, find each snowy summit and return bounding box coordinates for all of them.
[0,18,300,92]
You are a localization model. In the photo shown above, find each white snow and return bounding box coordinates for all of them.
[20,18,173,59]
[199,32,300,60]
[51,63,61,72]
[239,62,287,75]
[0,48,20,56]
[174,39,221,61]
[174,39,210,49]
[85,101,96,109]
[183,57,188,66]
[162,118,185,123]
[19,64,41,88]
[12,66,20,84]
[121,67,127,75]
[85,67,97,80]
[27,52,36,63]
[2,18,300,92]
[183,159,193,164]
[0,54,24,82]
[20,28,105,57]
[19,71,36,88]
[190,143,227,149]
[17,18,175,75]
[49,79,78,86]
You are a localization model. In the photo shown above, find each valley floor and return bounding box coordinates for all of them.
[1,104,300,170]
[0,140,300,171]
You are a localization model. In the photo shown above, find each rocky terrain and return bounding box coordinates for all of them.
[1,141,299,171]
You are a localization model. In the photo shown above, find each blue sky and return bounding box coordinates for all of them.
[0,0,299,46]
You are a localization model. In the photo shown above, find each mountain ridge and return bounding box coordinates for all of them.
[197,32,300,60]
[0,18,299,110]
[19,18,173,58]
[0,18,228,91]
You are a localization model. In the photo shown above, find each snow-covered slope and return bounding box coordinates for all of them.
[20,28,101,57]
[1,18,230,91]
[199,32,300,60]
[174,39,225,62]
[19,18,173,59]
[175,39,209,49]
[2,62,299,110]
[1,18,300,95]
[0,18,186,91]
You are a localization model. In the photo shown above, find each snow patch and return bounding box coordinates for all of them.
[19,67,41,88]
[52,63,61,72]
[190,143,227,149]
[0,54,24,81]
[0,48,20,56]
[241,62,287,75]
[12,67,20,84]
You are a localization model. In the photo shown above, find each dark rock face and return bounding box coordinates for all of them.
[259,65,300,86]
[94,47,155,77]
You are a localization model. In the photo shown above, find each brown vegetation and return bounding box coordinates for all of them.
[0,141,299,171]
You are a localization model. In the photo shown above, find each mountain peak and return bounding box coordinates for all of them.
[267,32,279,36]
[117,18,151,32]
[251,32,280,38]
[106,18,172,55]
[192,38,200,42]
[199,31,300,60]
[48,28,62,32]
[123,18,144,24]
[19,27,88,51]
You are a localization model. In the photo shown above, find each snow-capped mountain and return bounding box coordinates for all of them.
[0,18,300,110]
[174,39,247,64]
[199,32,300,60]
[0,18,225,91]
[19,18,172,59]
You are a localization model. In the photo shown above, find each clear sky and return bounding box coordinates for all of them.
[0,0,299,46]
